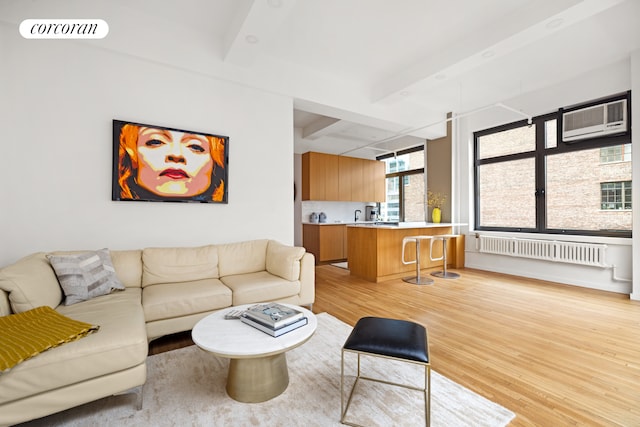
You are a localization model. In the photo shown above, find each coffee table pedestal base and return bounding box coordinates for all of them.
[226,353,289,403]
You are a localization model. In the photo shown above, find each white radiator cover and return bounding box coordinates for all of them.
[478,236,608,268]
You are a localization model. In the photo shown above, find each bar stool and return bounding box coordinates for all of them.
[430,234,460,279]
[341,316,431,427]
[401,236,434,285]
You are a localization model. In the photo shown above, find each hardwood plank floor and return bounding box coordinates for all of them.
[150,265,640,426]
[313,265,640,427]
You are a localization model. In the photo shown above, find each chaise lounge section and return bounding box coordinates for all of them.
[0,239,314,426]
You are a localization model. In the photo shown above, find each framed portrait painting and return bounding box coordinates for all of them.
[112,119,229,204]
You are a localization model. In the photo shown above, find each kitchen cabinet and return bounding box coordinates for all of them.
[302,152,339,201]
[350,158,365,202]
[346,224,465,282]
[302,152,385,202]
[303,224,346,263]
[338,156,353,201]
[373,160,386,201]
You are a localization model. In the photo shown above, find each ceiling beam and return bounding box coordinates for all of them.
[372,0,626,104]
[302,117,343,140]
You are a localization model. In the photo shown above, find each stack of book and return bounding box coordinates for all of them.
[240,303,308,337]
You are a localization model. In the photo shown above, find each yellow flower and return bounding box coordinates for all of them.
[427,191,446,208]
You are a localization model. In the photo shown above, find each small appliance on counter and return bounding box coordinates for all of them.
[310,212,319,223]
[365,206,378,221]
[319,212,327,223]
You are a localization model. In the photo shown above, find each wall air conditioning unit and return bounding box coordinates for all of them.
[562,98,627,142]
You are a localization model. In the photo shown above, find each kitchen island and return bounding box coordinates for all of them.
[346,222,465,282]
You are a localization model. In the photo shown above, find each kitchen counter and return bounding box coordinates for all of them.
[302,221,376,225]
[303,221,461,228]
[346,223,465,282]
[347,222,463,229]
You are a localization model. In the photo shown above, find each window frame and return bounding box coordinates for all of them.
[474,92,632,238]
[377,145,425,222]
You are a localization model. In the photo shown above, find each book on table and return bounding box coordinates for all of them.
[243,303,305,329]
[240,315,308,337]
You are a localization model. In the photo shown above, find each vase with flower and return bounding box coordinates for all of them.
[427,191,446,223]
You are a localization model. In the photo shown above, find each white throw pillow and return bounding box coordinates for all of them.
[47,249,125,305]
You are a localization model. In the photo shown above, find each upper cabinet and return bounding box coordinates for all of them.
[302,152,337,201]
[302,152,386,202]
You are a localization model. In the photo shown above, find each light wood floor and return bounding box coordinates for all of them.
[150,265,640,426]
[313,265,640,427]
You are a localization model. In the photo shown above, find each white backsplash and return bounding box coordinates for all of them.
[302,201,375,223]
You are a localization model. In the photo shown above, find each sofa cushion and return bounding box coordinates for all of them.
[266,241,305,281]
[0,306,98,372]
[110,249,143,288]
[0,288,147,405]
[47,249,126,306]
[142,245,218,287]
[142,278,232,322]
[0,253,62,314]
[221,271,301,306]
[217,239,269,277]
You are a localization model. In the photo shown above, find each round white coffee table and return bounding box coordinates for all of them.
[191,303,317,403]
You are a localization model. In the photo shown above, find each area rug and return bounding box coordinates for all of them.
[330,261,349,270]
[20,313,515,427]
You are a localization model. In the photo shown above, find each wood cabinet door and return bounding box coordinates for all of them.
[373,160,386,202]
[302,224,320,262]
[324,154,339,201]
[302,152,325,200]
[363,159,377,202]
[319,225,345,261]
[351,158,365,202]
[338,156,353,201]
[302,152,339,201]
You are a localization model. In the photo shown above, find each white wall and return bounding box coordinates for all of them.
[294,153,303,247]
[0,24,295,266]
[631,49,640,301]
[454,59,634,295]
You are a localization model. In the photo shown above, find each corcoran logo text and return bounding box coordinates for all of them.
[19,19,109,39]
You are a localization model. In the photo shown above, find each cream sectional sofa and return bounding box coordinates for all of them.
[0,239,314,426]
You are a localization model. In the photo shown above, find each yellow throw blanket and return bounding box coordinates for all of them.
[0,306,99,372]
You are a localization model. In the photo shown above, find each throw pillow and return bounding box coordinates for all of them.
[46,249,125,305]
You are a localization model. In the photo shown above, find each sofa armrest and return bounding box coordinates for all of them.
[0,290,10,317]
[297,252,315,306]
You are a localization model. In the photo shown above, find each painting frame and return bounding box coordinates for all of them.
[112,119,229,204]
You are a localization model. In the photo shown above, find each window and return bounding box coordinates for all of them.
[476,125,536,230]
[600,144,631,163]
[474,92,631,237]
[601,181,632,210]
[378,146,424,222]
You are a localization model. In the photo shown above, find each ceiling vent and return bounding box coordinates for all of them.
[562,98,627,143]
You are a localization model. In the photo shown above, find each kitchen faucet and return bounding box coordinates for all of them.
[354,209,362,222]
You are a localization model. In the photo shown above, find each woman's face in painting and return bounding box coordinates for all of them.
[136,127,213,197]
